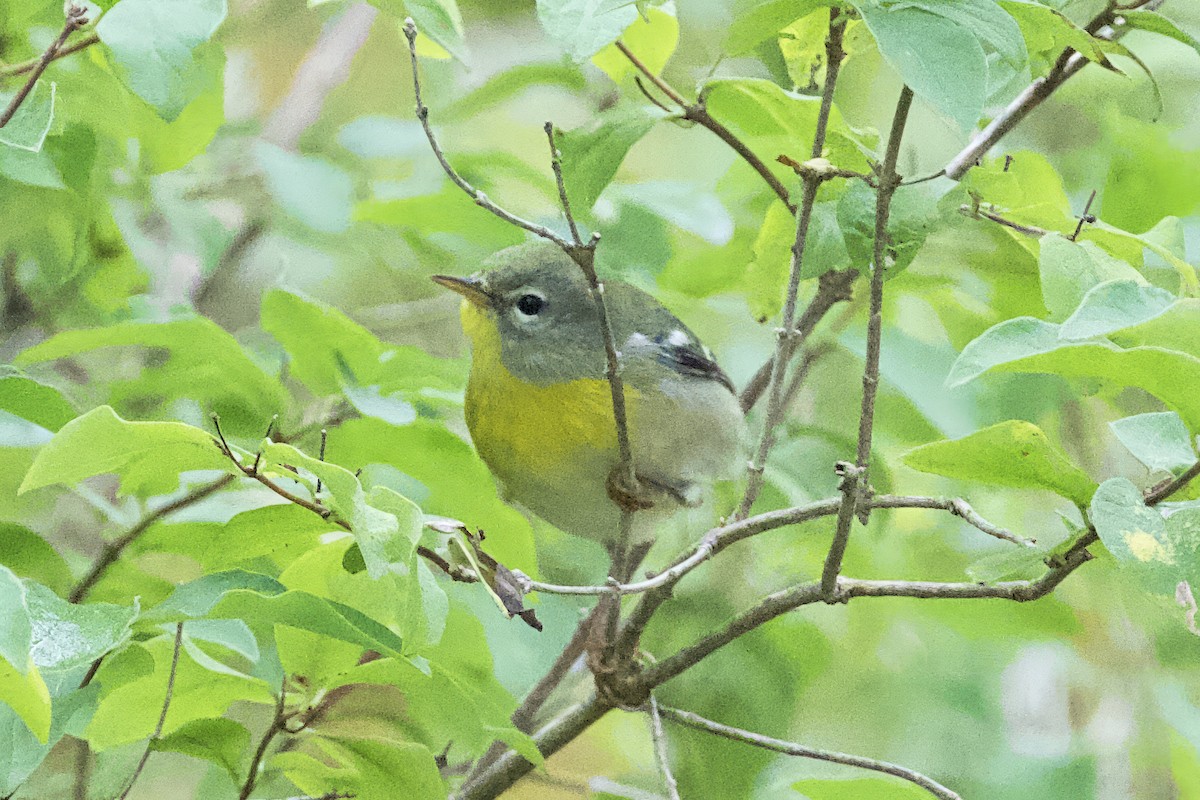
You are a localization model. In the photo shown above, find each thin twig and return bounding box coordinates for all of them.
[737,10,848,519]
[69,476,235,603]
[615,39,795,211]
[1146,459,1200,505]
[821,85,914,599]
[240,691,289,800]
[943,2,1164,179]
[402,20,574,249]
[1068,188,1098,241]
[648,697,681,800]
[961,205,1050,238]
[0,32,99,79]
[115,623,184,800]
[658,707,961,800]
[517,493,1030,597]
[0,4,88,128]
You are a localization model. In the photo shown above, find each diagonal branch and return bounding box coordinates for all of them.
[115,623,184,800]
[615,40,795,212]
[1,4,89,128]
[648,697,681,800]
[0,33,99,79]
[821,85,914,598]
[658,706,961,800]
[737,9,848,519]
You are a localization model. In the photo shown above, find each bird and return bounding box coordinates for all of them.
[432,241,746,552]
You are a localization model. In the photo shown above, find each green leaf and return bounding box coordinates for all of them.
[794,776,932,799]
[1110,412,1196,475]
[255,141,354,233]
[1039,234,1145,321]
[259,441,422,580]
[725,0,832,55]
[1089,477,1177,591]
[134,46,225,174]
[854,1,987,130]
[0,684,97,794]
[948,317,1200,430]
[439,64,587,122]
[18,406,233,497]
[902,420,1097,506]
[141,570,407,657]
[0,567,31,675]
[23,581,138,677]
[592,5,678,84]
[837,181,939,276]
[0,142,65,188]
[905,0,1026,66]
[15,317,287,434]
[745,201,850,321]
[95,0,228,121]
[404,0,466,61]
[0,373,76,433]
[151,717,249,783]
[0,80,55,152]
[276,737,445,800]
[1059,279,1175,340]
[999,0,1115,73]
[536,0,639,61]
[554,107,661,211]
[0,524,72,595]
[0,657,50,744]
[1117,10,1200,59]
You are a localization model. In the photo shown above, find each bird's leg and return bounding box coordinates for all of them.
[606,466,656,512]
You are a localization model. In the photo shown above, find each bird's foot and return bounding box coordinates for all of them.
[606,468,656,512]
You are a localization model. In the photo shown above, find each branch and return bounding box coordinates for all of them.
[943,1,1165,179]
[615,40,794,211]
[641,529,1096,689]
[69,475,235,603]
[960,205,1049,238]
[737,10,849,519]
[239,690,289,800]
[115,623,184,800]
[1146,458,1200,505]
[518,493,1030,598]
[402,20,575,250]
[821,85,914,598]
[0,32,99,79]
[648,697,681,800]
[657,706,961,800]
[0,4,89,129]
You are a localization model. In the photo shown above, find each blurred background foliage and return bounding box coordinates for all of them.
[1,0,1200,797]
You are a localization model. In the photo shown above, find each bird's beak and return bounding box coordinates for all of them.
[431,274,493,308]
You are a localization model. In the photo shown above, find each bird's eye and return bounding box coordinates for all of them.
[515,293,545,317]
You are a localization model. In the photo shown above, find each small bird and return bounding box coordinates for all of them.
[433,241,746,549]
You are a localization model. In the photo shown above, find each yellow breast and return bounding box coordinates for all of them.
[459,301,636,481]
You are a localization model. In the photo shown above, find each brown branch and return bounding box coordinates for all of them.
[614,40,795,212]
[960,205,1050,238]
[1146,459,1200,505]
[0,5,89,129]
[943,1,1165,179]
[0,32,99,79]
[659,707,961,800]
[821,86,914,598]
[239,691,289,800]
[737,10,848,520]
[69,475,235,603]
[115,623,184,800]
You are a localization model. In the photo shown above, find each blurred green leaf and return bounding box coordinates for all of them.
[1059,279,1174,340]
[0,656,49,744]
[1110,411,1196,475]
[0,566,32,676]
[18,406,233,497]
[1119,10,1200,59]
[95,0,228,120]
[255,141,354,234]
[276,737,444,799]
[15,317,288,434]
[404,0,467,61]
[1089,476,1177,592]
[0,373,76,433]
[902,419,1096,506]
[536,0,638,61]
[1039,234,1145,321]
[151,717,249,782]
[0,80,55,152]
[793,776,932,799]
[555,107,661,211]
[0,524,72,595]
[999,0,1115,73]
[592,5,678,84]
[853,0,987,130]
[23,580,138,676]
[725,0,832,55]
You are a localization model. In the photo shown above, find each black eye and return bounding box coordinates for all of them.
[516,294,545,316]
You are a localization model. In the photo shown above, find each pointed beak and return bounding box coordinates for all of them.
[431,274,493,308]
